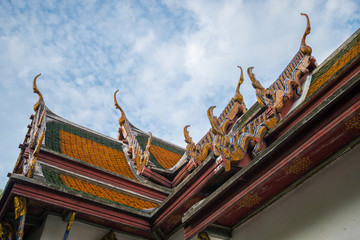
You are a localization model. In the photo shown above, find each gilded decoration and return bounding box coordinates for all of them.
[32,74,43,111]
[135,132,153,173]
[345,112,360,130]
[62,212,76,240]
[101,231,118,240]
[238,194,262,208]
[197,232,210,240]
[14,196,26,240]
[29,74,47,151]
[207,14,317,172]
[0,222,12,240]
[184,66,247,169]
[293,13,317,95]
[66,212,76,231]
[184,125,211,166]
[29,110,45,149]
[114,90,126,127]
[14,196,26,219]
[26,131,45,178]
[0,224,3,240]
[165,214,182,226]
[114,90,158,173]
[284,157,312,175]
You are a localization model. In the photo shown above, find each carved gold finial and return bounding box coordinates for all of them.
[33,74,43,111]
[144,132,152,166]
[234,66,244,104]
[248,67,271,108]
[26,131,45,178]
[114,90,126,126]
[184,125,198,160]
[146,132,152,149]
[300,13,312,55]
[184,125,193,144]
[248,67,262,90]
[207,106,223,136]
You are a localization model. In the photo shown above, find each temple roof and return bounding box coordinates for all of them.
[2,13,360,240]
[44,114,138,180]
[130,124,185,170]
[41,165,159,211]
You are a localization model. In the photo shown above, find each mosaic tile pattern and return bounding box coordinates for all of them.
[45,121,136,179]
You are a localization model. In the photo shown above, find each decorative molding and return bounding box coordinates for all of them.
[237,194,262,208]
[345,112,360,130]
[284,157,312,175]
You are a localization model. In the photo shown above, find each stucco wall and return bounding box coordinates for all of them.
[39,215,139,240]
[232,143,360,240]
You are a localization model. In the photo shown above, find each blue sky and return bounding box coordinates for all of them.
[0,0,359,189]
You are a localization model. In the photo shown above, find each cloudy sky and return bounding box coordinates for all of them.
[0,0,359,189]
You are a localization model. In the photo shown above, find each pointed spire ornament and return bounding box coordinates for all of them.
[32,74,44,111]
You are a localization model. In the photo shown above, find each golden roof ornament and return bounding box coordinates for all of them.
[114,90,126,126]
[32,74,44,111]
[184,125,211,164]
[300,13,312,55]
[247,67,273,108]
[143,132,152,167]
[207,106,224,137]
[26,131,45,178]
[184,125,197,159]
[234,66,245,105]
[184,125,194,145]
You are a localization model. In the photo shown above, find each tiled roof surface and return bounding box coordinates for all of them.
[268,50,305,99]
[45,121,136,179]
[42,166,158,210]
[307,33,360,97]
[136,135,184,169]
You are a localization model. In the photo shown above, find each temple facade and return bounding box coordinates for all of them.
[1,14,360,240]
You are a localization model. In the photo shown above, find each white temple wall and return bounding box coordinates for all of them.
[232,144,360,240]
[38,215,139,240]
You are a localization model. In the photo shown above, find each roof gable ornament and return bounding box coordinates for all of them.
[32,73,44,111]
[234,66,245,105]
[184,125,211,166]
[300,13,312,55]
[139,132,152,170]
[114,90,154,175]
[114,90,126,127]
[205,14,317,172]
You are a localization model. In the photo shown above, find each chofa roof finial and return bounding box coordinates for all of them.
[184,125,193,144]
[114,90,126,126]
[234,66,244,104]
[300,13,312,55]
[32,74,44,111]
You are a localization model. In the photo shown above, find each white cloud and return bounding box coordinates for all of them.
[0,0,359,189]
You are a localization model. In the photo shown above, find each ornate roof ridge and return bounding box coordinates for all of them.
[46,111,123,146]
[130,125,185,152]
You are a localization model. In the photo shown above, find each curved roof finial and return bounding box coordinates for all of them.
[146,132,152,150]
[234,66,244,104]
[300,13,312,55]
[248,67,262,90]
[114,90,126,126]
[32,74,44,111]
[184,125,193,144]
[207,106,223,136]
